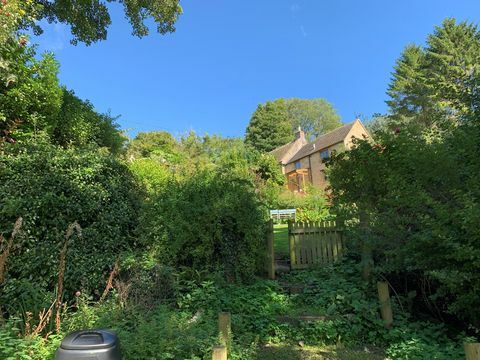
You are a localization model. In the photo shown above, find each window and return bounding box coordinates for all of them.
[320,149,329,161]
[295,161,301,169]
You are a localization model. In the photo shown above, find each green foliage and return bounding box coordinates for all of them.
[129,157,172,194]
[328,120,480,327]
[274,186,331,223]
[286,98,342,140]
[245,99,293,152]
[0,321,62,360]
[0,140,142,313]
[53,89,126,153]
[0,39,62,143]
[127,131,181,163]
[140,170,267,282]
[29,0,182,45]
[387,18,480,132]
[245,98,342,152]
[295,186,331,222]
[0,261,469,359]
[0,33,124,151]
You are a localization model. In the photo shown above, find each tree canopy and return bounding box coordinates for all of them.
[245,99,292,153]
[286,98,342,140]
[245,98,342,152]
[28,0,182,45]
[387,18,480,133]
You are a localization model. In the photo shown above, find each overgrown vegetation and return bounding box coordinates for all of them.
[0,261,469,359]
[1,5,479,360]
[328,18,480,331]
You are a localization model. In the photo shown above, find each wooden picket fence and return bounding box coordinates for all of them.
[288,220,345,269]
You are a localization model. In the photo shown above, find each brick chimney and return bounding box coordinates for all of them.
[295,126,305,141]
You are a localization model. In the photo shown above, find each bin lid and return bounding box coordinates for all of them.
[60,330,118,350]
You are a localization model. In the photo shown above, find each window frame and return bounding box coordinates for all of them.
[320,149,330,161]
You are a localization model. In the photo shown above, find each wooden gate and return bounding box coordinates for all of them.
[288,220,345,269]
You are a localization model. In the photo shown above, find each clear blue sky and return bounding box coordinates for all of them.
[34,0,480,138]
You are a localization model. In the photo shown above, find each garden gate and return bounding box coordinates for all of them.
[288,220,345,269]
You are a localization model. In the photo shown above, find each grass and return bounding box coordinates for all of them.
[274,223,289,258]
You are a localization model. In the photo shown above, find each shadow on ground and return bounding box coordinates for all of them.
[256,344,385,360]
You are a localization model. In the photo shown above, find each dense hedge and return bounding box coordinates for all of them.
[0,141,142,313]
[140,170,267,283]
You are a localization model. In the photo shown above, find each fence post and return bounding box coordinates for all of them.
[465,343,480,360]
[218,312,231,346]
[288,220,295,270]
[266,219,275,280]
[212,345,227,360]
[377,281,393,328]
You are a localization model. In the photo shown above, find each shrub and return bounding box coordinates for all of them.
[140,170,267,283]
[328,121,480,328]
[275,186,331,223]
[0,140,142,315]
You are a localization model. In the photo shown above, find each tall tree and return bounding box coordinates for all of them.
[245,98,342,152]
[285,98,342,140]
[387,18,480,131]
[245,99,292,152]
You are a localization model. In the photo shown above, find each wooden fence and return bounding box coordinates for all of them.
[288,220,345,269]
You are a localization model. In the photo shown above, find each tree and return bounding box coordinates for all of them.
[0,40,62,144]
[31,0,182,45]
[285,98,342,140]
[328,121,480,327]
[245,98,342,152]
[127,131,180,162]
[387,18,480,132]
[245,100,294,152]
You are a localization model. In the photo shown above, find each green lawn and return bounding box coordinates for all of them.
[274,223,289,258]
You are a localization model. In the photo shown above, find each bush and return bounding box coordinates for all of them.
[275,186,331,223]
[328,121,480,328]
[140,170,267,283]
[0,140,142,315]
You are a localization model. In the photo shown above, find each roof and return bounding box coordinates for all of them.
[270,140,296,162]
[287,121,356,163]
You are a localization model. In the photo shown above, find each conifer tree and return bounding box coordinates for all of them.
[387,18,480,131]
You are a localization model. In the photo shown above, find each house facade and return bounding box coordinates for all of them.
[270,119,369,193]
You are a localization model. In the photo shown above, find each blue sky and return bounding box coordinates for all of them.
[34,0,480,139]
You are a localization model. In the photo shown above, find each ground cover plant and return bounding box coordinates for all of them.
[0,261,470,359]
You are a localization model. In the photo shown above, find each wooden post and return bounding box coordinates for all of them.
[377,281,393,328]
[212,345,227,360]
[218,312,231,346]
[465,343,480,360]
[288,220,295,270]
[266,219,275,280]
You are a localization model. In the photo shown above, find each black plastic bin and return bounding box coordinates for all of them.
[55,329,121,360]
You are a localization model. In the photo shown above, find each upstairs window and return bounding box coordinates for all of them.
[320,149,330,161]
[295,161,301,169]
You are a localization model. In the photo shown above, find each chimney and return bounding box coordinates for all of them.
[295,126,305,141]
